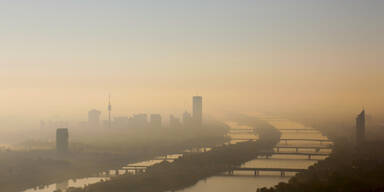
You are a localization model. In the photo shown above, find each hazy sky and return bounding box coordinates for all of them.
[1,0,383,122]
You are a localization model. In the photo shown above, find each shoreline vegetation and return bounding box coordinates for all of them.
[257,139,384,192]
[68,120,281,192]
[0,122,229,192]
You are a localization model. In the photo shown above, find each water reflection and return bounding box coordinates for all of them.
[24,177,109,192]
[24,118,330,192]
[178,176,289,192]
[178,118,331,192]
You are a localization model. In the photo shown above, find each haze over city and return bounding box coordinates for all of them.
[1,1,383,192]
[1,0,383,122]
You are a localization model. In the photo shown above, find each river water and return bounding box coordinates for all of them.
[178,118,331,192]
[23,118,331,192]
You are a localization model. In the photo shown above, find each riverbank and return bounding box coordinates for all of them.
[0,124,229,192]
[179,118,330,192]
[69,125,281,192]
[257,139,384,192]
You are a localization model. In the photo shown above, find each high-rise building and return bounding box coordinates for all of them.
[56,128,69,153]
[356,110,366,145]
[192,96,203,128]
[88,109,101,128]
[130,114,148,128]
[114,116,129,129]
[150,114,162,128]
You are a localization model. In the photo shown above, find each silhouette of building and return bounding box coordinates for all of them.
[356,110,366,145]
[169,115,182,129]
[192,96,203,128]
[183,111,193,128]
[150,114,162,128]
[130,114,148,128]
[114,116,129,129]
[88,109,101,128]
[56,128,69,152]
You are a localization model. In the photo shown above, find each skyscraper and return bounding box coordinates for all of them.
[356,110,366,145]
[192,96,203,128]
[88,109,101,128]
[56,128,69,153]
[114,116,129,129]
[130,114,148,129]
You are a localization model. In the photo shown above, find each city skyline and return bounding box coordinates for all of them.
[0,0,383,123]
[0,1,383,192]
[82,95,204,129]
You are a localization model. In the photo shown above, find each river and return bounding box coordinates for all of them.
[178,118,331,192]
[23,118,331,192]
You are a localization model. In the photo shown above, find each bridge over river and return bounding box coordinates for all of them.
[255,151,329,160]
[229,128,321,134]
[23,118,333,192]
[232,138,332,145]
[229,167,307,177]
[274,144,332,152]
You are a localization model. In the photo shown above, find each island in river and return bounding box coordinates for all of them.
[0,121,229,192]
[67,123,281,192]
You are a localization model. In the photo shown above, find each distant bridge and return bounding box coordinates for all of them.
[274,145,332,152]
[99,166,148,176]
[123,165,148,168]
[153,157,180,160]
[255,151,329,160]
[229,167,306,177]
[230,138,257,142]
[229,128,321,135]
[116,165,149,175]
[229,128,319,132]
[231,138,332,144]
[280,138,332,144]
[278,129,320,132]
